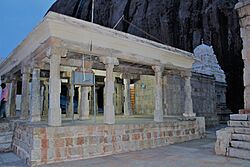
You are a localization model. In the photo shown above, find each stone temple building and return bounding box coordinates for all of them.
[0,12,205,166]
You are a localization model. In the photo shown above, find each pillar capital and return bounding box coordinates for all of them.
[10,74,17,81]
[120,73,140,80]
[21,66,31,75]
[46,47,67,58]
[180,70,192,78]
[152,65,164,73]
[100,57,119,66]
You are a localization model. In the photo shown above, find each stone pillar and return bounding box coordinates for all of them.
[48,48,64,126]
[67,80,74,118]
[236,1,250,110]
[5,80,11,117]
[43,80,49,117]
[40,85,44,115]
[100,57,119,124]
[124,78,132,116]
[152,65,164,122]
[183,71,196,117]
[9,77,17,117]
[20,66,30,119]
[30,68,41,122]
[79,87,90,120]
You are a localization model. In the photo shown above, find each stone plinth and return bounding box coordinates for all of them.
[12,117,205,166]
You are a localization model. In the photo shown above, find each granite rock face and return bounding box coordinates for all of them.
[48,0,244,112]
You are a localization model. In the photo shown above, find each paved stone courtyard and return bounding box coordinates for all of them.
[1,128,250,167]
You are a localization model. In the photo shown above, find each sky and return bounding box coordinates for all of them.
[0,0,56,59]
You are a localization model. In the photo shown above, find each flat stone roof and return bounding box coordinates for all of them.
[0,12,194,77]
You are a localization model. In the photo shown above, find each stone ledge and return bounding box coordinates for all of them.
[232,134,250,142]
[230,114,250,121]
[228,120,250,127]
[231,141,250,150]
[228,148,250,160]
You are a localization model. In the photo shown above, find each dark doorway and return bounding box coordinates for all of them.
[97,85,104,113]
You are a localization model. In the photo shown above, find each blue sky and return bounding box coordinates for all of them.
[0,0,56,59]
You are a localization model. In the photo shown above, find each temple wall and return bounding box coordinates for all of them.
[114,82,123,115]
[215,82,227,105]
[134,75,155,114]
[164,74,185,116]
[191,73,218,127]
[12,118,205,166]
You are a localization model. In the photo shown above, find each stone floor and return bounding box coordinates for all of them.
[1,127,250,167]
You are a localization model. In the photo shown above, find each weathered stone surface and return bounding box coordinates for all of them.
[230,114,249,121]
[232,134,250,142]
[227,127,250,135]
[228,120,250,127]
[231,141,250,150]
[228,148,250,160]
[215,129,231,156]
[12,118,204,166]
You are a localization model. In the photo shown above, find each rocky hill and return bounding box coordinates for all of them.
[48,0,243,112]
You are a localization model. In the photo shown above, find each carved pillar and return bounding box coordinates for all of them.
[43,80,49,117]
[236,1,250,110]
[182,71,196,117]
[100,57,119,124]
[79,87,90,120]
[30,68,41,122]
[9,76,17,117]
[67,76,74,118]
[48,48,65,126]
[20,66,31,119]
[123,78,132,116]
[5,78,11,117]
[152,65,164,122]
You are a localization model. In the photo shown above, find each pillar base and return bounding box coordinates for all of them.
[154,118,164,123]
[104,120,115,125]
[79,116,90,120]
[183,113,196,117]
[30,116,41,123]
[48,108,62,127]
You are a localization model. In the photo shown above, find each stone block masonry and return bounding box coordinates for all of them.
[215,114,250,160]
[12,117,204,166]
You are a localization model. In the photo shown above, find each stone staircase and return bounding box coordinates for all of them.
[0,120,14,152]
[215,114,250,160]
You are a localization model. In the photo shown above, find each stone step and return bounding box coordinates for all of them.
[230,114,250,121]
[0,132,13,144]
[228,120,250,128]
[227,127,250,135]
[228,148,250,160]
[230,141,250,150]
[232,134,250,142]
